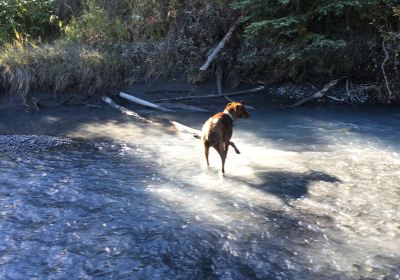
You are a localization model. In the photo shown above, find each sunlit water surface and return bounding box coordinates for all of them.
[1,106,399,279]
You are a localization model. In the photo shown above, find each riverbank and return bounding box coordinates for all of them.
[0,78,390,116]
[1,1,399,108]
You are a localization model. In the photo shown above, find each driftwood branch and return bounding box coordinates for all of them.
[159,102,208,112]
[154,86,265,103]
[101,96,152,122]
[327,95,353,105]
[216,63,223,95]
[119,92,174,112]
[288,80,339,107]
[199,19,241,72]
[103,95,202,139]
[381,40,393,101]
[170,121,201,139]
[224,96,255,109]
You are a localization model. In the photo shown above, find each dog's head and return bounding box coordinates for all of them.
[225,102,250,119]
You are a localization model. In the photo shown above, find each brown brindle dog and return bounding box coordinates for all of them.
[201,102,250,174]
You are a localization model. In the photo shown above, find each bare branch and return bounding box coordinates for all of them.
[199,18,242,72]
[170,121,201,139]
[101,96,152,123]
[154,86,265,103]
[119,92,174,112]
[288,80,339,107]
[381,40,394,101]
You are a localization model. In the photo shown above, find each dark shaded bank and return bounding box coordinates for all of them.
[0,80,391,113]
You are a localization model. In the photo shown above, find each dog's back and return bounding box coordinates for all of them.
[201,112,232,148]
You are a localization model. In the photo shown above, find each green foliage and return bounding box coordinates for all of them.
[232,0,383,81]
[0,0,60,44]
[63,1,128,44]
[1,0,400,103]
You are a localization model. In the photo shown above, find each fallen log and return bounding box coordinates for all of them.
[101,96,152,123]
[154,86,265,103]
[160,102,208,112]
[170,121,201,139]
[103,96,202,139]
[216,64,223,95]
[119,92,174,112]
[224,96,255,109]
[199,19,242,72]
[288,80,338,107]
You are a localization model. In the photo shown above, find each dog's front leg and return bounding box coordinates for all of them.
[229,141,240,154]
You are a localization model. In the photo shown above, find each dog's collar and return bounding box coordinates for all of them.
[223,110,235,121]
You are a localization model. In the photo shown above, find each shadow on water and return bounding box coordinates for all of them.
[224,169,342,205]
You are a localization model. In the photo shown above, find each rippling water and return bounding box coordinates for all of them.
[0,106,399,279]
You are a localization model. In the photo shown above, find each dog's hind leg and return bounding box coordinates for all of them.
[216,143,227,174]
[229,141,240,154]
[204,141,210,166]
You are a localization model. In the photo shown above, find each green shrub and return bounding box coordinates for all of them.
[63,1,128,44]
[0,0,60,44]
[232,0,382,81]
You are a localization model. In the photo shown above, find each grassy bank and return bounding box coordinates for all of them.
[0,0,399,106]
[0,40,165,101]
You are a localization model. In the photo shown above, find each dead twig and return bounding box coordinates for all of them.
[119,92,174,112]
[381,40,394,101]
[327,95,353,105]
[101,96,152,123]
[154,86,265,103]
[345,79,353,102]
[199,18,242,72]
[79,103,104,108]
[224,96,255,109]
[160,102,208,112]
[288,80,339,107]
[216,63,223,95]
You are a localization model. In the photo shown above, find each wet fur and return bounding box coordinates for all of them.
[201,102,250,174]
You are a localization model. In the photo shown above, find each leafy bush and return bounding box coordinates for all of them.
[63,1,128,44]
[0,0,60,44]
[232,0,382,81]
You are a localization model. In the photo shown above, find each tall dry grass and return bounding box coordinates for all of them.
[0,39,169,105]
[0,0,200,105]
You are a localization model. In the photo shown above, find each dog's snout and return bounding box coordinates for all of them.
[242,108,250,118]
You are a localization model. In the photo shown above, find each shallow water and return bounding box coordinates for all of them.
[0,105,399,279]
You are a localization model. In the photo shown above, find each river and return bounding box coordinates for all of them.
[0,104,399,279]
